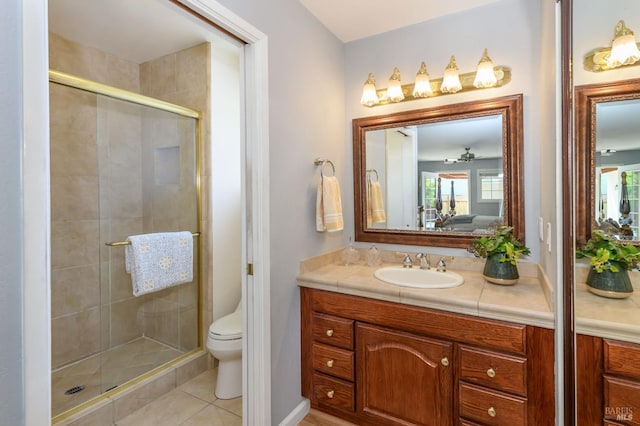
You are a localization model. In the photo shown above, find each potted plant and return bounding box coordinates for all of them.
[470,226,531,285]
[576,229,640,298]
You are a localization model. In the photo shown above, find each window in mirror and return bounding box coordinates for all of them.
[478,169,504,202]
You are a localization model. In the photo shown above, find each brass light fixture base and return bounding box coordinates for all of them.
[584,43,640,72]
[368,66,511,107]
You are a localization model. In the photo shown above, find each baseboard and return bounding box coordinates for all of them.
[278,398,310,426]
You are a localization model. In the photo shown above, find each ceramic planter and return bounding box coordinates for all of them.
[482,253,519,285]
[586,261,633,299]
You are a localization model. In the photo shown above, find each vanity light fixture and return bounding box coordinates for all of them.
[385,67,405,102]
[359,49,511,107]
[473,48,498,88]
[412,62,433,98]
[440,56,462,94]
[584,19,640,72]
[360,73,379,107]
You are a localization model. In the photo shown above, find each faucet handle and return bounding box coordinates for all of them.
[396,252,413,268]
[437,256,453,272]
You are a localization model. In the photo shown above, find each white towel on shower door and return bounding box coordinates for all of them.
[125,231,193,297]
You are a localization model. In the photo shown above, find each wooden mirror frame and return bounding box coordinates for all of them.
[575,78,640,247]
[352,94,525,248]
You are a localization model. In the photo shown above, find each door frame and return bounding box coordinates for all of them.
[22,0,271,424]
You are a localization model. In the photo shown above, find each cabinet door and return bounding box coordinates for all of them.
[356,323,453,426]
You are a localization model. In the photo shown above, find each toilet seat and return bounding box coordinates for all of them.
[208,309,242,341]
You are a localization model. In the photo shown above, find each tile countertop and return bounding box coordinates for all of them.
[297,248,555,330]
[575,264,640,344]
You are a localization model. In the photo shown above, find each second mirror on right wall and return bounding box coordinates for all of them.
[572,1,640,424]
[575,78,640,246]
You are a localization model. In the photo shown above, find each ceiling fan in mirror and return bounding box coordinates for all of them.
[444,147,478,163]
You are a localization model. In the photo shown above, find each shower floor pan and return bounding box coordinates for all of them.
[51,337,183,417]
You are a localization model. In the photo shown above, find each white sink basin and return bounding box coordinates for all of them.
[374,266,464,289]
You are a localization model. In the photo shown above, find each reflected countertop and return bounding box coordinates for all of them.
[297,248,554,329]
[575,264,640,344]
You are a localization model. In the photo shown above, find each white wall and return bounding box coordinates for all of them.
[211,43,244,319]
[211,0,346,423]
[0,0,24,423]
[344,0,548,263]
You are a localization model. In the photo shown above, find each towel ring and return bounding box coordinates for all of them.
[367,169,379,182]
[314,158,335,178]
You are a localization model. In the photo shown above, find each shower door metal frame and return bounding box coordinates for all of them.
[49,69,204,422]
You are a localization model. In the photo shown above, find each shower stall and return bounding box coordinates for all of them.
[49,71,202,417]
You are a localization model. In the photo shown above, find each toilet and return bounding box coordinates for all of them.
[207,301,242,399]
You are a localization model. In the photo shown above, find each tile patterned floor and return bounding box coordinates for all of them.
[52,337,183,416]
[115,369,241,426]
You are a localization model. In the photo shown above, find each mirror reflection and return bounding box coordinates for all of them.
[353,94,525,248]
[365,115,504,233]
[575,78,640,246]
[594,99,640,240]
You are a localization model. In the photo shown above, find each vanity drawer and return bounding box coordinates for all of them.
[313,372,355,412]
[605,340,640,380]
[312,342,354,381]
[459,382,527,426]
[459,345,527,396]
[604,375,640,425]
[312,312,354,350]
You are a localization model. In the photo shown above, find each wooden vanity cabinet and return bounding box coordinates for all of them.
[357,323,453,425]
[301,287,555,426]
[577,334,640,425]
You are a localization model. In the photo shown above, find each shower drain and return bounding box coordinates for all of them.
[64,385,86,395]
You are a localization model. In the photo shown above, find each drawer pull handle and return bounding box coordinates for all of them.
[326,359,334,368]
[488,406,497,417]
[327,390,335,399]
[487,368,496,378]
[326,329,334,337]
[441,357,449,366]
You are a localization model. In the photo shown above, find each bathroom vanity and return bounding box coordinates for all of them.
[298,253,555,425]
[573,266,640,425]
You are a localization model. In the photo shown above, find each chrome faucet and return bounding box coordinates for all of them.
[416,253,430,270]
[436,256,453,272]
[397,252,413,268]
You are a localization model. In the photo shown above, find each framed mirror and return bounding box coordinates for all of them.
[575,78,640,246]
[353,94,524,248]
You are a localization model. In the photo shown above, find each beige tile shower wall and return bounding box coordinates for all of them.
[49,33,143,368]
[49,33,140,92]
[49,34,210,368]
[49,80,101,369]
[139,43,211,351]
[99,99,145,348]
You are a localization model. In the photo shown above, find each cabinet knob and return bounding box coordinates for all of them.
[327,390,335,399]
[326,329,334,337]
[487,367,496,378]
[326,359,334,368]
[488,406,497,417]
[441,357,449,366]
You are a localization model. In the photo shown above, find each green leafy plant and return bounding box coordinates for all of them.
[470,226,531,265]
[576,229,640,272]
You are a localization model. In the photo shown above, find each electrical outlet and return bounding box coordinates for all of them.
[546,222,552,252]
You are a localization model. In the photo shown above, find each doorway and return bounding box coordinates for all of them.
[24,0,270,424]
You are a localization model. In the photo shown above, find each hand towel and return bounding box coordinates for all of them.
[367,180,386,226]
[316,175,344,232]
[125,231,193,297]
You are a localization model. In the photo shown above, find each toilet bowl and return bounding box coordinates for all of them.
[206,302,242,399]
